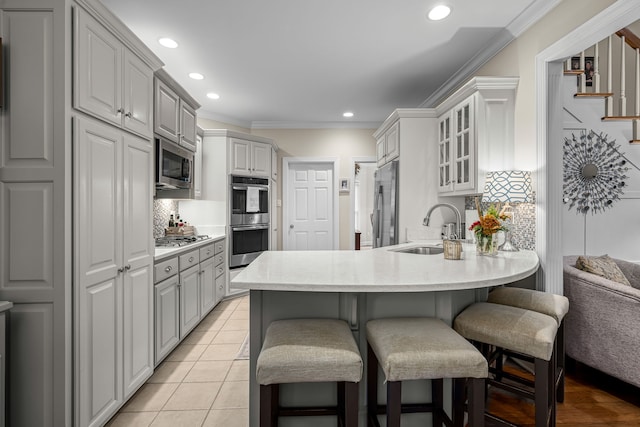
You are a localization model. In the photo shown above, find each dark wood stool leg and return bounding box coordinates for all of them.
[468,378,485,427]
[387,381,402,427]
[556,321,565,403]
[452,378,466,427]
[344,381,359,427]
[260,384,279,427]
[432,378,444,427]
[338,381,346,425]
[367,344,379,427]
[534,358,551,427]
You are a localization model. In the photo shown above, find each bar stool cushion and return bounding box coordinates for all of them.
[488,287,569,324]
[366,318,488,382]
[454,302,557,361]
[256,319,363,385]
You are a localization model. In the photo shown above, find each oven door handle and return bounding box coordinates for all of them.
[232,185,269,191]
[231,225,269,231]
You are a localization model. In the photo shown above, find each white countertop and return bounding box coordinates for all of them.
[154,232,226,262]
[231,241,539,292]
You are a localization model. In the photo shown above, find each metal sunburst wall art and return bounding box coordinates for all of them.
[563,130,629,214]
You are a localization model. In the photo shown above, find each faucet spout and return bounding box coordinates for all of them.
[423,203,462,239]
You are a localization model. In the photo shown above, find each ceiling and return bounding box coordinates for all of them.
[100,0,558,128]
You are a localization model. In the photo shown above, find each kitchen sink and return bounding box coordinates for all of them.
[392,246,444,255]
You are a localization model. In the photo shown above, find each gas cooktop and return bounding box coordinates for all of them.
[155,235,211,248]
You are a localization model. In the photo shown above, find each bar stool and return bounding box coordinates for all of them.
[256,318,363,426]
[454,302,558,427]
[487,287,569,401]
[366,317,488,427]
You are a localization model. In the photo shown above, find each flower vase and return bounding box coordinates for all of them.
[476,234,498,256]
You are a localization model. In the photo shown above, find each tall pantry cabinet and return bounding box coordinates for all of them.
[0,1,163,426]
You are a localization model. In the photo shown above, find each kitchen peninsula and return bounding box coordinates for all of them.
[232,242,539,426]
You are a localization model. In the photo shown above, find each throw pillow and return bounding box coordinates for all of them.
[575,255,631,286]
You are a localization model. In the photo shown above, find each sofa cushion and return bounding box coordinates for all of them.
[576,255,631,286]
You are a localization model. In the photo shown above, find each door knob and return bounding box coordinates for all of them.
[289,224,294,229]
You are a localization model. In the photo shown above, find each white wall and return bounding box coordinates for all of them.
[561,73,640,261]
[250,128,377,250]
[475,0,617,169]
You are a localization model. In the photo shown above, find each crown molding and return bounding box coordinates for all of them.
[74,0,163,71]
[373,108,437,138]
[507,0,563,38]
[202,129,277,148]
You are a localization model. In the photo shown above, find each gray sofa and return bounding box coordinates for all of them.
[563,255,640,388]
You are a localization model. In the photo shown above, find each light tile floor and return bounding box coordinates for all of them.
[107,295,250,427]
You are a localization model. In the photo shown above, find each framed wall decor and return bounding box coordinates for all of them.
[339,178,350,193]
[571,56,594,86]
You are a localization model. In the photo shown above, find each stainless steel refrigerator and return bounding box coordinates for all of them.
[372,160,399,248]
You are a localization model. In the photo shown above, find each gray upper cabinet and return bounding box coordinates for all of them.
[154,69,200,152]
[154,78,181,142]
[74,7,154,139]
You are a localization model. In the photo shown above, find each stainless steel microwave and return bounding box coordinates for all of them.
[155,137,193,190]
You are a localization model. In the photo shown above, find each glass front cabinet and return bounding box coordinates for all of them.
[436,77,517,196]
[438,94,475,194]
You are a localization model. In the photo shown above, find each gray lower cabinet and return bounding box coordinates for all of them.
[154,276,180,364]
[154,238,226,366]
[180,265,201,338]
[200,257,216,315]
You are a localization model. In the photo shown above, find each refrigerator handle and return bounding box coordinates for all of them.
[373,185,383,247]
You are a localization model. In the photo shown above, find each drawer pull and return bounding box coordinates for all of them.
[189,256,194,263]
[164,266,173,273]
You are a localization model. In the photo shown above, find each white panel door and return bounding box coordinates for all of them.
[75,7,122,127]
[154,79,180,143]
[251,142,271,177]
[180,265,201,338]
[123,49,153,138]
[154,276,180,365]
[230,138,251,175]
[123,264,153,398]
[199,257,216,316]
[179,101,197,152]
[75,116,123,427]
[286,162,334,250]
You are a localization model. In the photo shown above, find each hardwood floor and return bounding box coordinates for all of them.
[486,358,640,426]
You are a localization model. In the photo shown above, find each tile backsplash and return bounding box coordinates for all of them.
[153,199,178,238]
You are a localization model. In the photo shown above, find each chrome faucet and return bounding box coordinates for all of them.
[423,203,462,240]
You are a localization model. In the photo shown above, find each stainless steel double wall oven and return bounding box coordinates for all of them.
[229,175,270,268]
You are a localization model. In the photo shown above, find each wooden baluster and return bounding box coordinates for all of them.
[620,35,627,116]
[594,42,601,92]
[607,35,614,116]
[580,51,586,93]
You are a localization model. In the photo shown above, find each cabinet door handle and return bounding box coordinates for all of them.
[165,266,173,273]
[124,112,132,118]
[125,264,131,271]
[117,108,124,114]
[117,266,125,273]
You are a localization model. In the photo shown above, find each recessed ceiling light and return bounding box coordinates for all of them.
[428,5,451,21]
[206,92,220,100]
[189,72,204,80]
[158,38,178,48]
[343,112,354,118]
